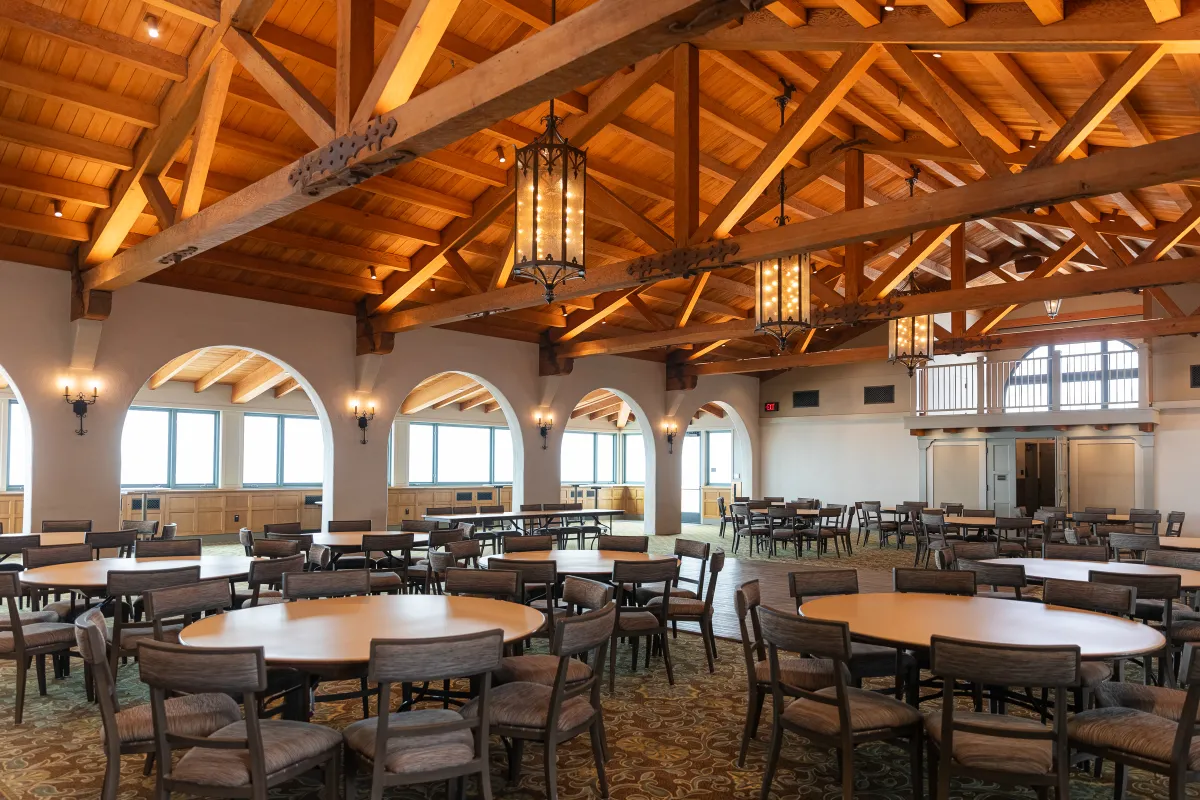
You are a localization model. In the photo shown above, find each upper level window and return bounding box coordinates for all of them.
[408,422,510,485]
[706,430,733,485]
[121,407,219,488]
[6,400,28,491]
[622,431,645,485]
[243,413,323,487]
[1005,340,1138,411]
[561,431,616,484]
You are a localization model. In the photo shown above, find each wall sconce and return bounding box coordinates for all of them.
[535,411,554,450]
[64,384,98,436]
[353,402,375,445]
[663,420,678,454]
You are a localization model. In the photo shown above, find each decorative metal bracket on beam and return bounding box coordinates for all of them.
[811,298,904,326]
[627,240,742,284]
[288,117,417,196]
[934,336,1004,356]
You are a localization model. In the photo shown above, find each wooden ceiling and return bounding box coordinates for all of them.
[5,0,1200,377]
[146,346,304,401]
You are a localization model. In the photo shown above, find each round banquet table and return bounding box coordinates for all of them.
[984,557,1200,590]
[481,549,658,577]
[20,555,257,592]
[800,593,1164,661]
[179,594,545,668]
[947,516,1044,528]
[310,530,430,550]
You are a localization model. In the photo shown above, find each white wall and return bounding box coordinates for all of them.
[0,261,761,535]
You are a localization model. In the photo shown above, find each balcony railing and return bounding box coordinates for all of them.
[914,350,1144,416]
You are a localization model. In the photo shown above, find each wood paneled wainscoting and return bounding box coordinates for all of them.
[119,489,323,536]
[0,493,23,533]
[387,486,513,525]
[559,485,644,517]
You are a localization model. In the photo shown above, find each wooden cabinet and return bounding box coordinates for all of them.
[119,489,323,536]
[387,486,512,525]
[0,493,23,533]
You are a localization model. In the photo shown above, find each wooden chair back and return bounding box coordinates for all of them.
[282,569,371,600]
[893,567,976,596]
[136,538,202,558]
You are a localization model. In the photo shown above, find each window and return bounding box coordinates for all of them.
[408,422,511,485]
[560,431,616,484]
[1004,340,1138,412]
[623,431,645,484]
[121,407,218,488]
[6,400,28,491]
[242,413,323,487]
[707,430,733,485]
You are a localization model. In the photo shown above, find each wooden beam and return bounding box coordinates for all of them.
[0,117,132,171]
[1022,0,1063,24]
[401,373,478,413]
[0,207,90,241]
[993,305,1143,330]
[177,50,235,223]
[483,0,551,28]
[966,236,1086,334]
[145,0,220,26]
[336,0,375,135]
[616,401,633,428]
[274,377,302,398]
[915,53,1020,154]
[194,349,255,392]
[557,320,756,358]
[192,249,382,293]
[223,29,335,146]
[686,340,729,360]
[587,179,673,252]
[354,0,462,126]
[674,43,700,246]
[673,273,711,328]
[926,0,967,25]
[231,361,288,404]
[950,226,966,336]
[379,131,1200,332]
[768,1,807,26]
[0,0,188,80]
[553,288,640,342]
[0,59,159,128]
[834,0,880,27]
[627,292,670,330]
[975,52,1087,161]
[140,176,176,231]
[861,225,960,300]
[148,350,206,389]
[843,148,865,301]
[1028,44,1166,168]
[0,165,108,208]
[444,249,484,294]
[1143,0,1181,22]
[1133,203,1200,264]
[691,44,880,242]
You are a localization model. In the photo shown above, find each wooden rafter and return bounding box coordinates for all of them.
[195,350,256,392]
[231,361,288,403]
[148,350,207,389]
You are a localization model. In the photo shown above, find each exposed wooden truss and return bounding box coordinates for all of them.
[144,347,304,399]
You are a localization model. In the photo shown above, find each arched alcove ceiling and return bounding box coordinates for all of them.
[142,346,308,403]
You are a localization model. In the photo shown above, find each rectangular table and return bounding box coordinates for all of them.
[423,507,625,533]
[1160,537,1200,551]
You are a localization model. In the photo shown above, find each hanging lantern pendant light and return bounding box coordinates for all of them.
[754,80,811,353]
[888,272,934,376]
[512,0,586,305]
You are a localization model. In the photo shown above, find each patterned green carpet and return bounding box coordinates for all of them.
[0,525,1183,799]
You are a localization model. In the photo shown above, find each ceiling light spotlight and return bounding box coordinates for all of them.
[496,145,507,164]
[144,14,160,38]
[51,201,63,218]
[368,266,378,280]
[883,4,895,9]
[932,52,943,58]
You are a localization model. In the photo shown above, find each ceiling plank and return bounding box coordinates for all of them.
[1028,44,1166,168]
[0,164,109,208]
[354,0,463,126]
[178,50,235,223]
[0,59,159,128]
[149,350,207,389]
[194,350,255,392]
[223,29,335,146]
[231,361,288,403]
[690,44,881,242]
[0,117,132,170]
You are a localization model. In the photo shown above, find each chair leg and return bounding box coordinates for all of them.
[759,725,783,800]
[507,738,525,783]
[14,657,27,723]
[543,741,558,800]
[909,732,923,800]
[1113,761,1129,800]
[324,750,339,800]
[700,619,715,673]
[590,722,610,799]
[739,689,765,767]
[660,632,675,685]
[841,743,856,800]
[35,655,47,696]
[608,636,617,692]
[101,745,121,800]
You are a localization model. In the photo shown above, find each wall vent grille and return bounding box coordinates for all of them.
[864,385,896,405]
[1191,365,1200,389]
[793,390,820,408]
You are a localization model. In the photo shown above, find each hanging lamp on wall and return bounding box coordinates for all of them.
[512,0,586,305]
[754,80,810,353]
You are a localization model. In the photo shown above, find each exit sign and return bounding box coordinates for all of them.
[763,401,780,412]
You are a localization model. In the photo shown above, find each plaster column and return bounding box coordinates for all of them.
[521,421,561,508]
[647,428,678,535]
[323,398,391,529]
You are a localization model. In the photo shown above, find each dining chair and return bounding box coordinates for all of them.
[159,523,177,541]
[596,534,649,552]
[1069,642,1200,800]
[342,630,503,799]
[736,580,838,767]
[238,528,254,555]
[120,520,159,539]
[263,522,302,535]
[0,571,77,722]
[1130,512,1163,537]
[282,569,371,600]
[472,505,506,553]
[137,640,341,798]
[610,559,678,690]
[801,507,847,558]
[635,538,708,606]
[74,608,241,800]
[1071,512,1110,543]
[758,605,923,800]
[136,538,202,558]
[251,538,300,559]
[731,502,769,555]
[333,532,412,571]
[41,519,91,533]
[1041,578,1134,708]
[644,550,724,673]
[106,564,202,680]
[0,534,37,575]
[1043,542,1108,562]
[994,517,1036,555]
[266,532,314,557]
[494,577,613,688]
[1108,532,1160,562]
[1092,569,1182,686]
[20,543,93,617]
[917,511,958,568]
[488,558,562,636]
[861,502,899,548]
[717,496,734,539]
[464,603,615,800]
[1085,507,1118,515]
[893,567,976,596]
[400,520,439,534]
[327,519,371,532]
[947,541,998,566]
[143,577,232,639]
[443,566,521,601]
[927,636,1079,800]
[1165,511,1186,537]
[237,553,305,608]
[953,558,1026,600]
[85,530,138,559]
[768,507,802,557]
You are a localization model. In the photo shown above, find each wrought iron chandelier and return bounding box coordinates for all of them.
[512,0,586,305]
[754,80,810,353]
[888,272,934,375]
[1044,298,1063,319]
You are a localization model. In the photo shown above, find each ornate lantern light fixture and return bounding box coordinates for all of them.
[754,81,810,353]
[888,274,934,376]
[512,1,585,305]
[1044,298,1063,319]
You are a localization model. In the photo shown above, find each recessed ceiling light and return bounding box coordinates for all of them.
[51,201,63,218]
[144,14,160,38]
[495,145,507,164]
[932,52,942,58]
[368,266,377,280]
[883,4,895,10]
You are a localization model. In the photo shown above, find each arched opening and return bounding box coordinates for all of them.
[0,366,30,532]
[392,371,524,524]
[680,400,753,526]
[564,389,651,532]
[121,347,332,534]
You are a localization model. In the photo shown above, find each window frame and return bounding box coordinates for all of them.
[5,399,28,492]
[1003,340,1138,411]
[705,429,734,487]
[621,430,646,485]
[560,430,617,486]
[121,406,220,489]
[242,412,323,488]
[407,421,512,486]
